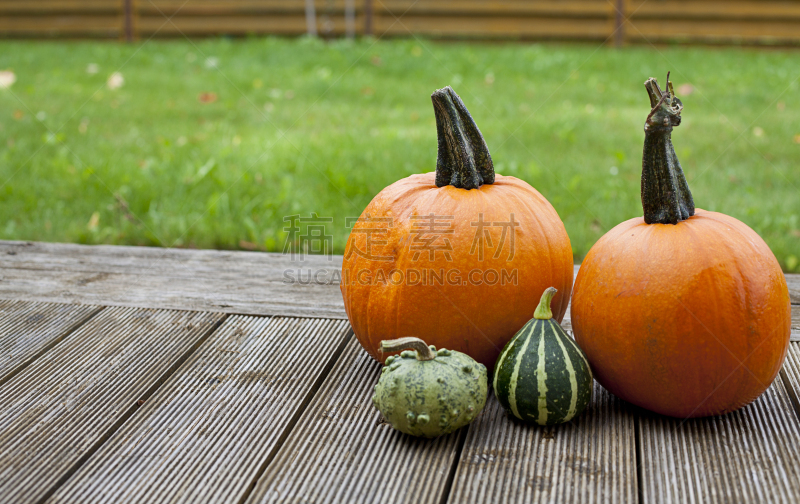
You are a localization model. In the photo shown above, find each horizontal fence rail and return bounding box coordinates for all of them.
[1,0,800,44]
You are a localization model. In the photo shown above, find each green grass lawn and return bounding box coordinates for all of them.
[1,38,799,271]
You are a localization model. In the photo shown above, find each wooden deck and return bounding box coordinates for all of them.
[0,239,798,504]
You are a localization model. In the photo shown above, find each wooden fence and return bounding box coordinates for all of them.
[2,0,800,45]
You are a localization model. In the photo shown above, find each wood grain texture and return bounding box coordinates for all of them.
[5,0,800,42]
[625,18,800,42]
[378,0,612,16]
[142,0,363,15]
[793,305,800,342]
[448,383,636,504]
[638,377,800,504]
[0,307,224,504]
[780,342,800,420]
[629,0,800,20]
[246,337,464,504]
[789,274,800,305]
[1,241,794,334]
[0,240,345,319]
[0,0,120,14]
[375,15,614,39]
[0,300,100,383]
[0,16,121,36]
[47,316,352,504]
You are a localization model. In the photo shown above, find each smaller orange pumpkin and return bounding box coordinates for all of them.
[571,75,791,418]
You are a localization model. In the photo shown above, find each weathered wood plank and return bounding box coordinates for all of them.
[780,342,800,419]
[0,16,121,36]
[375,15,614,40]
[142,0,361,15]
[378,0,612,17]
[0,1,120,14]
[639,377,800,504]
[793,305,800,342]
[0,307,224,504]
[0,300,100,383]
[448,382,636,504]
[789,275,800,305]
[0,241,795,330]
[0,240,345,319]
[630,0,800,20]
[246,337,464,504]
[47,316,351,504]
[626,18,800,43]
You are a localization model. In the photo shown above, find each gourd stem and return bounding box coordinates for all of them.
[641,74,695,225]
[534,287,557,320]
[379,337,436,361]
[431,86,494,190]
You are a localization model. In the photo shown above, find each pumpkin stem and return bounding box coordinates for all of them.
[379,337,437,361]
[431,86,494,190]
[641,74,695,225]
[533,287,557,320]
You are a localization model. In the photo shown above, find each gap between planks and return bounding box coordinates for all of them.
[781,342,800,423]
[244,335,466,504]
[36,312,230,504]
[41,316,354,504]
[0,301,104,387]
[0,307,227,504]
[0,299,354,504]
[4,310,798,503]
[236,325,354,504]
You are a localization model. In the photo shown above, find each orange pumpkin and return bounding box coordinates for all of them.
[571,76,791,418]
[341,86,573,369]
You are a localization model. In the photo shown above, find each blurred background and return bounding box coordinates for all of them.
[0,0,799,271]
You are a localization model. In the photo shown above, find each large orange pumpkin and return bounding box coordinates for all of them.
[341,86,573,369]
[571,76,791,418]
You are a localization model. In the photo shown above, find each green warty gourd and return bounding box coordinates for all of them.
[372,337,488,438]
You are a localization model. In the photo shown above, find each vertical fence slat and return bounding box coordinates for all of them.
[123,0,132,42]
[364,0,373,36]
[305,0,317,36]
[615,0,626,47]
[345,0,355,39]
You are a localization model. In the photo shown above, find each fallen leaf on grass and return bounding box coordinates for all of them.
[0,70,16,89]
[239,240,258,250]
[107,72,124,90]
[198,92,218,103]
[87,212,100,231]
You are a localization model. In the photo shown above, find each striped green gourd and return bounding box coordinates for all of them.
[493,287,593,425]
